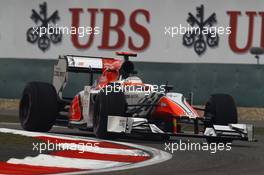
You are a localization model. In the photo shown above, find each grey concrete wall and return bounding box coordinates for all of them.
[0,58,263,107]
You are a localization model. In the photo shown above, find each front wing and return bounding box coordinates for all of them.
[107,116,255,142]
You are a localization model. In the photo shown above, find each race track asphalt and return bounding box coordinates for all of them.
[0,111,263,175]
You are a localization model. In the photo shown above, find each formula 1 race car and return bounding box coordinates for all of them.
[19,52,255,143]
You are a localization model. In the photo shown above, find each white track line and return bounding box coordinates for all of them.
[0,128,100,142]
[0,122,67,129]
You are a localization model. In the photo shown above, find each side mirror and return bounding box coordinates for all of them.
[250,47,264,64]
[164,85,173,93]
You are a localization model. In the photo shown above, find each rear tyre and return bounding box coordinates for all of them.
[204,94,237,143]
[93,90,126,139]
[19,82,58,132]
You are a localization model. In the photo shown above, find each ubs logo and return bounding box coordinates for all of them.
[26,2,62,51]
[183,5,219,55]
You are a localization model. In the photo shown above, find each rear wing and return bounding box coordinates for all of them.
[64,55,105,73]
[52,55,113,97]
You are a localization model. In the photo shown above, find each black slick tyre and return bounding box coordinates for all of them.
[93,91,126,139]
[19,82,58,132]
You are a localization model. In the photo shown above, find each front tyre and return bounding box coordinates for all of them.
[204,94,238,143]
[204,94,238,125]
[93,91,126,139]
[19,82,58,132]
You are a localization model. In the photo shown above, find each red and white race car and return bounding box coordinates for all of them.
[19,52,255,142]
